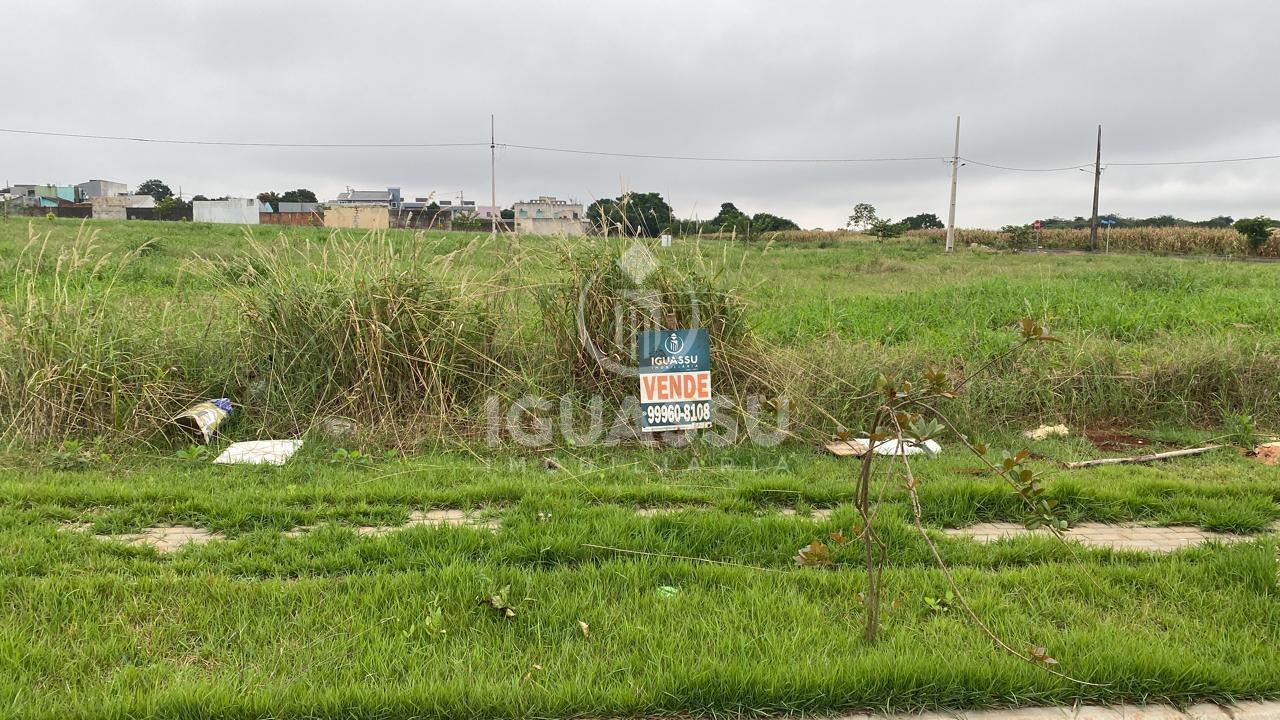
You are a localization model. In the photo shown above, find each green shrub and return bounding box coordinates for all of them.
[1233,216,1275,256]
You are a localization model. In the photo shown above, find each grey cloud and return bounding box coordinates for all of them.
[4,0,1279,228]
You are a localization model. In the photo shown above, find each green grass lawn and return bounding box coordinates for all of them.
[0,443,1277,717]
[1,218,1278,717]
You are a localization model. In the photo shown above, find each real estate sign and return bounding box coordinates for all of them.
[637,328,712,432]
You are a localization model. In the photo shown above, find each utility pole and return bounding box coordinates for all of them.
[490,114,497,240]
[1089,124,1102,251]
[945,116,960,253]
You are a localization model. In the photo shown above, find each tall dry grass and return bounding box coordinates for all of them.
[3,223,1278,448]
[210,232,505,441]
[0,224,219,443]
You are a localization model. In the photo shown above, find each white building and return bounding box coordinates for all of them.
[76,179,129,199]
[193,198,266,224]
[513,196,584,236]
[90,195,155,220]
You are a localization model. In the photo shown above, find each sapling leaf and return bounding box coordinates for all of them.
[479,585,517,618]
[1028,645,1059,666]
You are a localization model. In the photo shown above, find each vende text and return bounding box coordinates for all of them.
[640,371,712,403]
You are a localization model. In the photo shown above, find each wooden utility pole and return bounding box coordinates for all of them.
[945,115,960,253]
[490,114,497,240]
[1089,124,1102,251]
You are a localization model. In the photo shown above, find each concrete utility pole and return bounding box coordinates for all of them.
[945,116,960,253]
[1089,124,1102,251]
[490,114,497,240]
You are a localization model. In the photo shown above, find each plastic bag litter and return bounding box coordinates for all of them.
[173,398,233,444]
[214,440,303,466]
[824,438,942,457]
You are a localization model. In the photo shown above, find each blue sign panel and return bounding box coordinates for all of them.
[637,328,712,432]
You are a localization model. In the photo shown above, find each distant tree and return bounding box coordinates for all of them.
[1233,216,1275,255]
[868,218,904,240]
[191,194,209,202]
[500,208,514,220]
[154,196,186,220]
[901,212,944,231]
[702,203,740,234]
[136,179,173,202]
[586,191,673,237]
[709,202,749,232]
[847,203,879,231]
[256,191,282,211]
[279,188,318,204]
[750,212,800,233]
[1194,215,1234,228]
[700,203,798,236]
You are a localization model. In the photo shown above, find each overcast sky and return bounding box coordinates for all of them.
[4,1,1278,228]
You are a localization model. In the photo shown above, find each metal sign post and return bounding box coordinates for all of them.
[1100,218,1116,253]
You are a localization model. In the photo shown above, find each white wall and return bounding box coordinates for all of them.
[515,216,586,235]
[194,198,263,224]
[323,204,389,229]
[90,195,155,220]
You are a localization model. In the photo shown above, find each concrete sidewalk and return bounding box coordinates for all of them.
[840,701,1279,719]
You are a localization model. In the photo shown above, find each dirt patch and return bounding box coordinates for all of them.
[946,521,1273,552]
[1083,428,1160,453]
[355,509,500,537]
[1251,442,1280,465]
[776,507,835,521]
[634,506,835,520]
[635,506,684,517]
[62,523,224,553]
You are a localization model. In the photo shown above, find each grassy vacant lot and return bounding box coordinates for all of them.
[0,218,1278,718]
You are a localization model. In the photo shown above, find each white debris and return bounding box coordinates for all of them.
[824,438,941,457]
[214,440,303,466]
[1022,424,1070,441]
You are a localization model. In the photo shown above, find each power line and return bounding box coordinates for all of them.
[1109,153,1280,167]
[0,127,488,149]
[959,157,1094,172]
[498,143,947,164]
[4,125,1280,169]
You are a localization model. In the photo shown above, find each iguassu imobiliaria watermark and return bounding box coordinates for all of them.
[486,240,789,450]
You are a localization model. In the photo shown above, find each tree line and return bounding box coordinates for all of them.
[131,179,319,212]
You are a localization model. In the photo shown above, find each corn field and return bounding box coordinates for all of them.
[907,226,1280,256]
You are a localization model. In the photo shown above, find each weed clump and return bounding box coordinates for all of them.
[537,241,786,408]
[218,236,502,438]
[0,225,220,442]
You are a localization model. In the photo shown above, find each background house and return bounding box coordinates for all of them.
[193,198,266,224]
[4,184,79,208]
[513,196,584,235]
[333,187,401,209]
[76,179,129,199]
